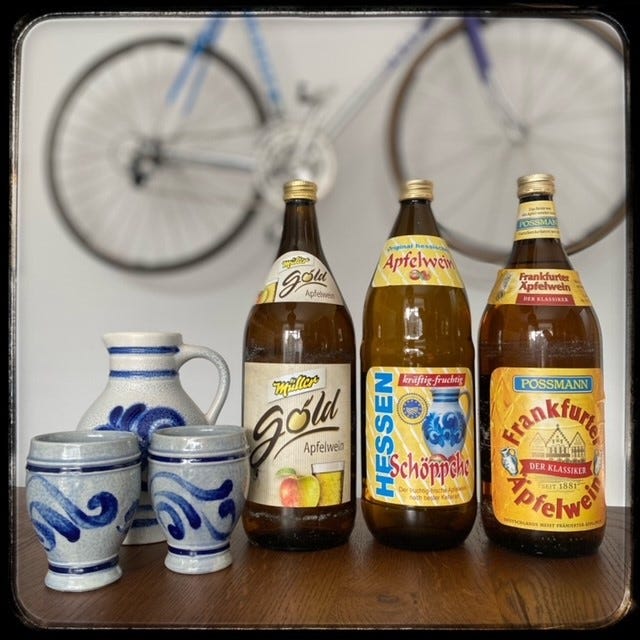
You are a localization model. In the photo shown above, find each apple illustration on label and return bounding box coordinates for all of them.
[277,467,320,507]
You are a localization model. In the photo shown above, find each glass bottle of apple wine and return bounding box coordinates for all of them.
[360,179,477,550]
[242,179,356,550]
[478,172,606,557]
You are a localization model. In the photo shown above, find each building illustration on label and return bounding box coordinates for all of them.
[500,423,599,479]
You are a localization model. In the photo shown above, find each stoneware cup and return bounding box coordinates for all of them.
[148,425,249,574]
[25,430,141,592]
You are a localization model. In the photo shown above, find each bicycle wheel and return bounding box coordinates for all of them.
[389,17,626,264]
[47,36,267,272]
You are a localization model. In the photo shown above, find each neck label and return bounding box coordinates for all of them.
[256,251,343,305]
[488,269,592,307]
[514,200,561,241]
[372,235,464,288]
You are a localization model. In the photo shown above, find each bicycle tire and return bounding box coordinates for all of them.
[388,17,626,264]
[47,36,268,272]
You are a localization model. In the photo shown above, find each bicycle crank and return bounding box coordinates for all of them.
[254,121,337,211]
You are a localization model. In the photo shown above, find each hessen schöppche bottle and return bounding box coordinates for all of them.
[361,179,477,550]
[242,179,356,550]
[479,173,606,556]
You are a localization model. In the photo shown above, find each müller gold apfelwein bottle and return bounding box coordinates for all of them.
[242,179,356,550]
[361,179,477,550]
[479,173,606,556]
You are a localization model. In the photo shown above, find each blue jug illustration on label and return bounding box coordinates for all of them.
[422,388,471,458]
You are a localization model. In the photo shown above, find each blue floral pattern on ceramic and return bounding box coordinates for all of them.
[95,404,186,537]
[26,475,137,551]
[423,409,466,451]
[96,403,186,471]
[151,472,236,541]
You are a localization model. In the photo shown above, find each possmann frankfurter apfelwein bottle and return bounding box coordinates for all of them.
[360,179,477,550]
[479,172,606,557]
[242,179,356,550]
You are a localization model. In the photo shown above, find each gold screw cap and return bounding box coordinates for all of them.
[517,173,555,197]
[283,179,317,202]
[400,179,433,201]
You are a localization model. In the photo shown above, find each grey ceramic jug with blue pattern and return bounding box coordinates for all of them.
[77,331,230,545]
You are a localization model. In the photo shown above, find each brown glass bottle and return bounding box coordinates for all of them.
[242,179,356,550]
[479,173,606,557]
[360,179,477,550]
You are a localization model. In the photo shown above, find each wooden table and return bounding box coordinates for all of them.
[11,487,634,631]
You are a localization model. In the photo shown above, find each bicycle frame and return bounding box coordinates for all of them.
[166,13,283,118]
[45,13,626,272]
[164,13,511,144]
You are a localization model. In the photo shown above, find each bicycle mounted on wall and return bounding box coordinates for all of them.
[46,12,625,272]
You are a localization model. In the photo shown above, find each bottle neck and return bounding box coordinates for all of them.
[277,198,327,260]
[506,193,573,268]
[390,198,440,237]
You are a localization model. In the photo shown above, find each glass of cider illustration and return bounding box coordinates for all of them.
[311,461,345,506]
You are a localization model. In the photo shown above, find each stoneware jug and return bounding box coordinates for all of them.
[77,331,230,545]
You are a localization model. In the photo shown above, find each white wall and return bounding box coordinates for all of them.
[12,13,630,506]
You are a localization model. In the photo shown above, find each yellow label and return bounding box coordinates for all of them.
[490,367,605,531]
[514,200,561,241]
[364,367,474,507]
[255,251,343,305]
[487,269,592,307]
[243,362,351,508]
[371,235,464,288]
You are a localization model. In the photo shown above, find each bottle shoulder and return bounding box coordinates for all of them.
[480,302,601,327]
[245,302,356,351]
[503,239,574,269]
[363,284,471,311]
[478,303,603,363]
[361,285,474,368]
[246,301,354,321]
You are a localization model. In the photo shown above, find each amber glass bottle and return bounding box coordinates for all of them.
[479,173,606,557]
[360,179,477,550]
[242,179,356,550]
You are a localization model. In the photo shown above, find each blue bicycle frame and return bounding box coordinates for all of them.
[163,12,496,139]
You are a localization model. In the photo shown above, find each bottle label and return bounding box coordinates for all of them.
[243,362,352,508]
[487,269,593,306]
[489,367,606,532]
[514,200,561,241]
[364,367,475,507]
[371,235,464,288]
[255,250,344,305]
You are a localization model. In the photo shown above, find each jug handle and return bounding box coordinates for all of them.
[176,345,231,424]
